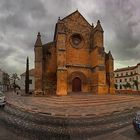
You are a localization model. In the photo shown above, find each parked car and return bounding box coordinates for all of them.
[0,91,6,107]
[133,111,140,133]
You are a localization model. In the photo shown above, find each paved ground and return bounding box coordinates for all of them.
[0,112,139,140]
[0,113,29,140]
[1,91,140,140]
[5,91,140,116]
[93,125,140,140]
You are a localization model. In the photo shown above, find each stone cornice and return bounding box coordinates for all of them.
[66,64,91,69]
[57,67,67,71]
[58,48,66,51]
[66,64,105,72]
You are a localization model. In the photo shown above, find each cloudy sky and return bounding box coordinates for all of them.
[0,0,140,75]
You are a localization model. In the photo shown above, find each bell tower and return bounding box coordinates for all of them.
[90,20,108,94]
[105,51,115,94]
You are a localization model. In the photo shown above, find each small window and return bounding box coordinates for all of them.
[132,77,134,80]
[120,79,122,82]
[121,73,123,76]
[126,72,128,76]
[117,74,119,77]
[29,79,32,84]
[125,79,127,82]
[120,85,122,89]
[116,80,117,83]
[71,33,82,47]
[129,78,131,81]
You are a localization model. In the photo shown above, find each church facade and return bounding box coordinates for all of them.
[34,11,115,96]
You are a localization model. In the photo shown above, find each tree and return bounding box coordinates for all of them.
[123,82,131,90]
[123,84,127,89]
[133,80,139,90]
[125,82,131,89]
[11,73,20,92]
[11,73,19,84]
[25,57,29,94]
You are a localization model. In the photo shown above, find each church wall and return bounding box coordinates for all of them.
[90,48,98,67]
[43,46,57,95]
[63,13,91,67]
[45,46,57,74]
[66,42,90,66]
[94,31,103,48]
[56,33,68,95]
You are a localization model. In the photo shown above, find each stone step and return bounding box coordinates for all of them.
[42,96,136,102]
[41,96,135,102]
[48,95,135,99]
[37,98,140,108]
[35,95,137,102]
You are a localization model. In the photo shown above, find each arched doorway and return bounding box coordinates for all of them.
[72,77,81,92]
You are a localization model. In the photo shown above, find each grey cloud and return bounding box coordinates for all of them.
[88,0,140,64]
[0,46,16,59]
[0,0,72,74]
[1,0,139,74]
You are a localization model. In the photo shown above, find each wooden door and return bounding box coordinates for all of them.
[72,77,81,92]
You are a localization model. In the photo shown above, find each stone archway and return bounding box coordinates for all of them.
[68,71,87,93]
[72,77,82,92]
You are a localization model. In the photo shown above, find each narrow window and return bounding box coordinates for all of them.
[29,79,32,84]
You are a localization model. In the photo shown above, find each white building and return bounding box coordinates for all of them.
[20,69,35,91]
[114,63,140,90]
[0,69,9,92]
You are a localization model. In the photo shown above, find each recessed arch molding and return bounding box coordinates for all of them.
[68,71,87,84]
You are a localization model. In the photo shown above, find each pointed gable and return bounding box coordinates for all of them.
[105,51,114,60]
[35,32,42,47]
[95,20,104,32]
[108,51,114,60]
[61,10,91,29]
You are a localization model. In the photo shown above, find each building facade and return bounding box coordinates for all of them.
[34,10,115,96]
[20,69,35,91]
[114,63,140,90]
[0,69,9,92]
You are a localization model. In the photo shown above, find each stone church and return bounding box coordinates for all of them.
[34,10,115,96]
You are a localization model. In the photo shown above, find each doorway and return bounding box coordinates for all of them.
[72,77,82,92]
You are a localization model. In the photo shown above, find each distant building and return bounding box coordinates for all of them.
[20,69,35,91]
[114,63,140,90]
[0,69,9,92]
